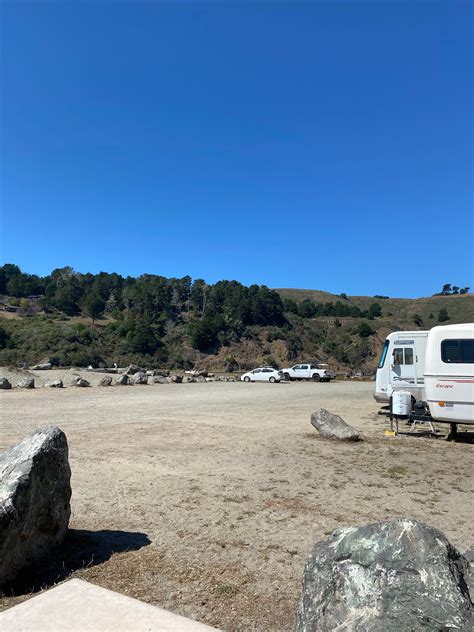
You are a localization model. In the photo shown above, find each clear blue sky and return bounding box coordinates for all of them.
[1,1,472,297]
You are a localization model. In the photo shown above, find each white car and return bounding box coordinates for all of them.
[241,367,281,383]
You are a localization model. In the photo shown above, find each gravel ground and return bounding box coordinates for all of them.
[0,379,473,630]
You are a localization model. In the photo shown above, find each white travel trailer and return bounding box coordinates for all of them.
[424,323,474,425]
[374,330,428,403]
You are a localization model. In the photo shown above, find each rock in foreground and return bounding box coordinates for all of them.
[100,375,113,386]
[310,408,360,441]
[74,377,90,387]
[0,377,12,390]
[44,379,63,388]
[295,518,473,632]
[17,376,35,389]
[133,371,148,385]
[152,375,169,384]
[0,427,71,587]
[115,374,129,385]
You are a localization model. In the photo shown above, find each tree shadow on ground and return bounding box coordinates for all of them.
[0,529,151,598]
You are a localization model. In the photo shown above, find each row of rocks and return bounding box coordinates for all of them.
[0,377,88,389]
[102,373,236,386]
[1,374,238,390]
[1,377,36,389]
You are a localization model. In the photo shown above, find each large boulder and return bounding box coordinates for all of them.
[0,377,12,390]
[99,375,113,387]
[195,375,207,383]
[133,371,148,385]
[31,363,52,370]
[310,408,360,441]
[295,518,473,632]
[17,377,35,389]
[152,375,169,384]
[0,427,71,587]
[74,377,90,387]
[115,374,129,385]
[44,379,63,388]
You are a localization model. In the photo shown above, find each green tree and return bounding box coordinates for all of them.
[82,292,106,323]
[438,308,450,322]
[0,325,9,349]
[413,313,423,326]
[357,322,374,337]
[368,303,382,319]
[283,298,298,314]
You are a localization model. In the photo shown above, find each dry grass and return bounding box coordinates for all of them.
[0,381,473,630]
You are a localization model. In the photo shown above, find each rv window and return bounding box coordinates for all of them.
[404,348,414,365]
[441,339,474,364]
[378,340,389,368]
[393,349,404,366]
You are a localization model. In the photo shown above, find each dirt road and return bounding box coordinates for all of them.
[1,380,473,630]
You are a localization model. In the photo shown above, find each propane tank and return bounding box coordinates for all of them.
[391,391,412,418]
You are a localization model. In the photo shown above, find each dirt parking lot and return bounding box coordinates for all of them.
[1,379,473,630]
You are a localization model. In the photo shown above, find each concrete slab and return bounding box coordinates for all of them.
[0,579,220,632]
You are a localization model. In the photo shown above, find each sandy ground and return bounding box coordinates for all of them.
[0,378,473,630]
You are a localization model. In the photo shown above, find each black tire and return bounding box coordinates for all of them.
[284,372,290,381]
[243,376,251,383]
[312,373,320,382]
[269,376,276,383]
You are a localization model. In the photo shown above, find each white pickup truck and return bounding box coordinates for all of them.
[280,363,333,382]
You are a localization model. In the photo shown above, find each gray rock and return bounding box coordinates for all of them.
[44,379,63,388]
[17,377,35,389]
[74,377,90,387]
[169,375,183,383]
[115,374,129,385]
[133,371,148,385]
[310,408,360,441]
[0,427,71,587]
[464,550,474,563]
[184,376,196,383]
[195,375,207,383]
[99,375,113,387]
[152,370,169,377]
[0,377,12,390]
[152,375,169,384]
[31,363,52,370]
[295,518,473,632]
[125,364,144,375]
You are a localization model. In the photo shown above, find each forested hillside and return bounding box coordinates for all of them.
[0,264,472,373]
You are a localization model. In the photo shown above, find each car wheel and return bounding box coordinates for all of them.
[312,374,320,382]
[284,373,290,381]
[244,376,251,382]
[269,376,276,383]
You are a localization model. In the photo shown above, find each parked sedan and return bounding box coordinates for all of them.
[240,367,281,383]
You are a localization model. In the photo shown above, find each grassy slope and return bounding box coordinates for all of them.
[1,292,472,373]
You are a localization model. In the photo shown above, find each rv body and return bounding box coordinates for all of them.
[424,324,474,425]
[374,330,428,403]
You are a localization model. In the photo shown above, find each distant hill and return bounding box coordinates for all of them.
[0,263,472,373]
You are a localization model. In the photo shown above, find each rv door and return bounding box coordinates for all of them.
[390,345,416,386]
